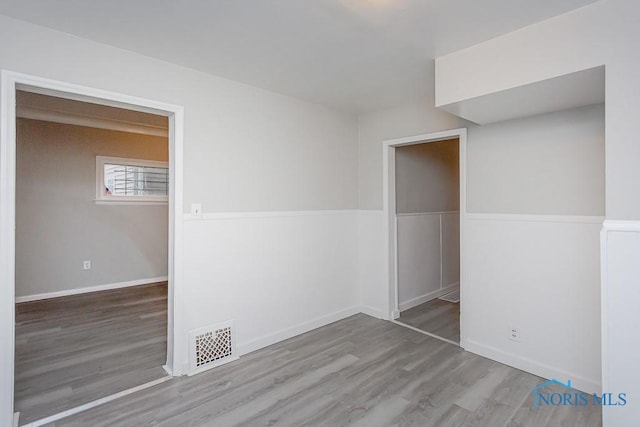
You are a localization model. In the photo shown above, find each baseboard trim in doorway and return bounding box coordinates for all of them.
[398,282,459,312]
[392,320,460,347]
[439,289,460,303]
[20,376,172,427]
[15,276,169,303]
[13,412,19,427]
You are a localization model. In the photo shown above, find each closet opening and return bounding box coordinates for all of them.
[384,129,466,346]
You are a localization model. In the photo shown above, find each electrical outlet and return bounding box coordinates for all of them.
[191,203,202,219]
[83,260,91,270]
[508,326,521,342]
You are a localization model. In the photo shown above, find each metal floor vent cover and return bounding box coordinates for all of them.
[189,320,238,375]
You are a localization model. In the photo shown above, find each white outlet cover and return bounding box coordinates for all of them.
[508,326,521,342]
[191,203,202,218]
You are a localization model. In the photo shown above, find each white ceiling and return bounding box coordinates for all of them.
[0,0,598,114]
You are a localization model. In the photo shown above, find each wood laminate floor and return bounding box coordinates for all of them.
[52,314,600,427]
[398,298,460,343]
[14,282,168,424]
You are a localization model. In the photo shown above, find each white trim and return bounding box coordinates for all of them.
[13,413,19,427]
[184,209,359,221]
[602,219,640,232]
[398,282,459,312]
[600,222,610,408]
[357,209,385,216]
[467,213,604,224]
[15,276,169,303]
[0,70,18,425]
[21,376,172,427]
[383,128,467,346]
[94,200,168,206]
[359,305,386,320]
[464,339,600,394]
[392,320,459,346]
[384,129,464,147]
[1,70,185,423]
[396,211,459,217]
[236,306,361,356]
[599,219,640,426]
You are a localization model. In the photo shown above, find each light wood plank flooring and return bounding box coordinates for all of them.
[398,298,460,343]
[14,282,168,424]
[53,314,601,427]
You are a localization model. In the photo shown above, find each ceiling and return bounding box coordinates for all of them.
[0,0,598,114]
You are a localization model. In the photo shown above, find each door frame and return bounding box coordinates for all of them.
[383,128,467,346]
[0,70,185,420]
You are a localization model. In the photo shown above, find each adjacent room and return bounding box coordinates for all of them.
[13,91,170,424]
[0,1,638,426]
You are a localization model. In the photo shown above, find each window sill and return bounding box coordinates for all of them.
[94,199,168,206]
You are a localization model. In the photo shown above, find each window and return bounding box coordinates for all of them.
[96,156,168,203]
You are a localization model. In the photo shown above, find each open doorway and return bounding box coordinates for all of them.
[0,71,184,426]
[384,129,466,346]
[394,138,460,343]
[13,91,170,424]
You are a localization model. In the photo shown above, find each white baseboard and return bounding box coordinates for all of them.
[359,305,386,320]
[13,412,19,427]
[236,306,361,356]
[399,282,459,312]
[184,209,359,221]
[464,339,600,394]
[15,276,168,303]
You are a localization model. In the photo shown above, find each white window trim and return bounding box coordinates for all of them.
[96,155,168,203]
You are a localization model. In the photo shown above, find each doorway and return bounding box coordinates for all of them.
[14,90,171,424]
[0,71,185,425]
[384,129,466,346]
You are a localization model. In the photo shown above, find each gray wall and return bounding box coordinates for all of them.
[395,139,460,214]
[16,119,169,297]
[467,103,605,216]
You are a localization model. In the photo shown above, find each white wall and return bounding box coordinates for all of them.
[183,211,359,356]
[465,216,602,391]
[467,104,605,216]
[357,102,465,319]
[0,14,360,421]
[436,0,638,222]
[437,1,639,422]
[358,100,605,391]
[464,105,604,393]
[15,118,168,298]
[602,223,640,426]
[358,100,466,210]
